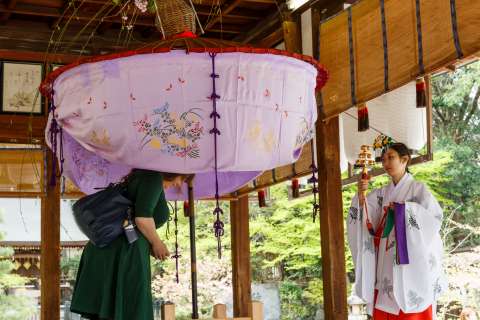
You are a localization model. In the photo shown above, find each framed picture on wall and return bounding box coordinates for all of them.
[0,61,44,115]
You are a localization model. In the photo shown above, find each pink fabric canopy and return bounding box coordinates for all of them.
[43,44,326,200]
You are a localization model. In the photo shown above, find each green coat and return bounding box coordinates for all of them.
[70,170,169,320]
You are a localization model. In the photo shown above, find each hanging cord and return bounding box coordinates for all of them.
[48,91,64,186]
[171,201,181,283]
[209,52,224,259]
[188,0,205,35]
[153,0,166,39]
[307,140,320,222]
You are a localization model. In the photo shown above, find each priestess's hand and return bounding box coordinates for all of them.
[357,178,369,206]
[151,239,170,261]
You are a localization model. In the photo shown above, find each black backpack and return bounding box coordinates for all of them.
[72,183,133,248]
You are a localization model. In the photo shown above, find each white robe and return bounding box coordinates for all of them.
[347,173,447,316]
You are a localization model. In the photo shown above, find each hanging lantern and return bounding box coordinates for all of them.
[257,189,266,207]
[416,77,427,108]
[357,102,369,132]
[183,200,189,217]
[291,178,300,198]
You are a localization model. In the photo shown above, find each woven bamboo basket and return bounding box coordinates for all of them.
[155,0,196,37]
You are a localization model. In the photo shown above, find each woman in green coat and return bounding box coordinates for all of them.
[70,169,186,320]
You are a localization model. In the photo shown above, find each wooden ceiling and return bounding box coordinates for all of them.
[0,0,298,54]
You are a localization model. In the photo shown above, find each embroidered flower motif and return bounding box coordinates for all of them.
[165,83,173,91]
[381,277,393,299]
[364,239,375,254]
[133,102,204,159]
[407,290,424,309]
[408,209,420,230]
[293,117,314,159]
[432,278,442,299]
[428,253,437,270]
[349,207,359,224]
[377,196,383,208]
[130,93,136,101]
[90,129,111,147]
[386,240,396,251]
[178,78,185,84]
[264,89,271,97]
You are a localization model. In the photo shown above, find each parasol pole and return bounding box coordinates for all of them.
[187,176,199,319]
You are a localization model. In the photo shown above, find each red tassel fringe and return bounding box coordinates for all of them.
[258,190,266,207]
[183,201,190,217]
[357,103,369,132]
[416,78,427,108]
[291,179,300,198]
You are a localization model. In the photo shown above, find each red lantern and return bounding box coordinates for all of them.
[183,201,190,217]
[291,178,300,198]
[416,77,427,108]
[258,189,266,207]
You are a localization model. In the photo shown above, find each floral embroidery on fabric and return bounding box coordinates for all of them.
[433,278,442,299]
[90,129,111,146]
[386,240,396,251]
[364,238,375,254]
[381,277,393,299]
[407,290,424,309]
[133,102,205,158]
[293,117,314,159]
[377,196,383,208]
[71,139,109,181]
[349,207,359,224]
[247,120,276,153]
[428,253,437,270]
[407,209,420,230]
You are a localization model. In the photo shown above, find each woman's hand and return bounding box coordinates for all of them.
[358,178,369,206]
[151,239,170,261]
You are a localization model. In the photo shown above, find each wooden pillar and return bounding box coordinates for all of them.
[310,1,349,318]
[230,195,252,317]
[40,149,61,320]
[316,117,348,320]
[425,75,434,161]
[282,20,301,53]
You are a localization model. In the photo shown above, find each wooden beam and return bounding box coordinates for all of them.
[204,0,243,31]
[316,116,348,320]
[230,196,252,318]
[0,2,155,26]
[0,0,18,22]
[233,3,286,44]
[255,27,283,48]
[40,149,61,320]
[0,114,46,144]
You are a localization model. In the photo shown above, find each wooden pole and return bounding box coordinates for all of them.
[315,116,348,320]
[230,195,252,317]
[187,179,199,319]
[310,2,348,318]
[425,75,434,161]
[40,148,61,320]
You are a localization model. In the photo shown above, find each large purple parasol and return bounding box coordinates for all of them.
[41,38,328,201]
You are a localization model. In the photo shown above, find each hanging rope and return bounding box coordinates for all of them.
[307,140,320,222]
[171,201,181,283]
[48,91,64,186]
[209,52,224,259]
